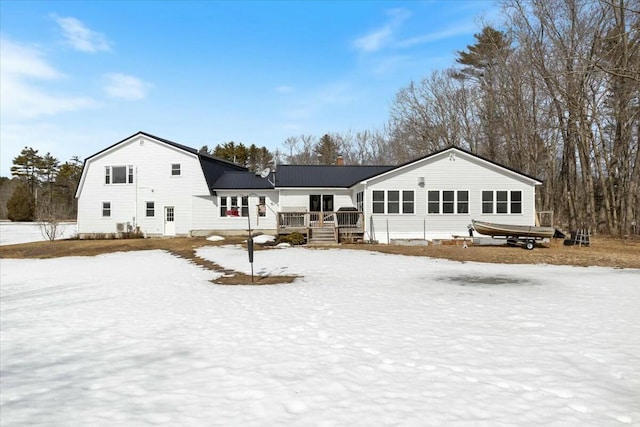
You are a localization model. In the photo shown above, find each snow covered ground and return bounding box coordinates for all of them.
[0,222,77,246]
[1,244,639,426]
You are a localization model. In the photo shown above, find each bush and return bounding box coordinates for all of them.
[7,183,35,221]
[278,232,305,245]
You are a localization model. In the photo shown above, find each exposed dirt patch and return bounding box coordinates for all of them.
[338,236,640,269]
[0,237,298,285]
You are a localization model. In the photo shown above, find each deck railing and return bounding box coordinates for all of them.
[277,211,364,232]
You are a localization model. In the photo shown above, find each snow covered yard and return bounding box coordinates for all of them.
[0,222,77,246]
[1,245,639,426]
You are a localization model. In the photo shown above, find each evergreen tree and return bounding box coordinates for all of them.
[11,147,43,197]
[7,183,35,221]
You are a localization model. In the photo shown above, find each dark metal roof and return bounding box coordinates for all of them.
[212,171,275,190]
[274,165,395,188]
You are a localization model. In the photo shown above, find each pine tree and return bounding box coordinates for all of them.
[7,183,35,221]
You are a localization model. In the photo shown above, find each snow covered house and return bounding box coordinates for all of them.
[76,131,542,243]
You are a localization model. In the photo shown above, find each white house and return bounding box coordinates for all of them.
[76,132,542,243]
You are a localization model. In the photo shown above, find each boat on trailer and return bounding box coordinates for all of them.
[471,220,557,250]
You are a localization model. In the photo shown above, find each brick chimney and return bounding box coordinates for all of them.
[336,155,344,166]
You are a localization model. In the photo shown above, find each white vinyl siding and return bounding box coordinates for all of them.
[77,135,210,236]
[364,149,538,243]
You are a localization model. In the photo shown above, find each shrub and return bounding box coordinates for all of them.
[7,183,35,221]
[278,232,305,245]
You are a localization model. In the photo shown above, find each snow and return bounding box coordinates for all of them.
[206,235,225,242]
[0,222,77,246]
[1,243,639,426]
[251,234,276,244]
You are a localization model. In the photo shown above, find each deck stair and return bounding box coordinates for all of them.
[308,226,337,245]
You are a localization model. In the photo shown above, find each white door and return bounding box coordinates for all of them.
[164,206,175,236]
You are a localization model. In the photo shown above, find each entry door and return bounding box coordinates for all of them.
[164,206,175,236]
[309,195,334,212]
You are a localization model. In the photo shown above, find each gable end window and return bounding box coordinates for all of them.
[105,165,133,185]
[171,164,181,176]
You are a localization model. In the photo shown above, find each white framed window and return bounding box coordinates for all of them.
[258,196,266,217]
[428,190,469,214]
[428,191,440,214]
[372,191,385,214]
[105,165,133,185]
[372,190,415,214]
[482,190,522,214]
[102,201,111,217]
[220,195,249,217]
[356,191,364,212]
[146,201,155,217]
[171,163,181,176]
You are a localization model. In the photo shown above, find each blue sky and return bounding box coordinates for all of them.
[0,1,500,176]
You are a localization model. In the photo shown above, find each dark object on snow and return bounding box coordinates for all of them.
[564,230,590,246]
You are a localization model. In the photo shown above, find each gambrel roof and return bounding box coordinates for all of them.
[76,131,247,198]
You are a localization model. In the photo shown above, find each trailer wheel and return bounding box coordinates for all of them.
[525,240,535,250]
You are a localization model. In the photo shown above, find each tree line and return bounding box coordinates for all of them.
[2,0,637,234]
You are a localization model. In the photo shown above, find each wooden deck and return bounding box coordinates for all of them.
[277,211,364,243]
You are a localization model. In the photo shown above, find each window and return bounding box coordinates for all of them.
[482,191,493,214]
[387,191,400,214]
[258,196,266,217]
[102,202,111,217]
[171,163,181,176]
[482,190,523,214]
[220,197,228,217]
[372,191,385,214]
[220,196,249,217]
[105,165,133,185]
[429,190,469,214]
[402,191,414,214]
[146,201,155,217]
[427,191,439,214]
[497,191,508,214]
[457,191,469,214]
[511,191,522,214]
[356,191,364,212]
[443,191,455,214]
[241,196,249,217]
[372,190,415,214]
[112,166,126,184]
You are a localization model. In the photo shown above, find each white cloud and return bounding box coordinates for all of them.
[54,16,111,53]
[0,37,97,120]
[352,8,411,53]
[103,73,151,100]
[397,23,476,48]
[275,85,293,94]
